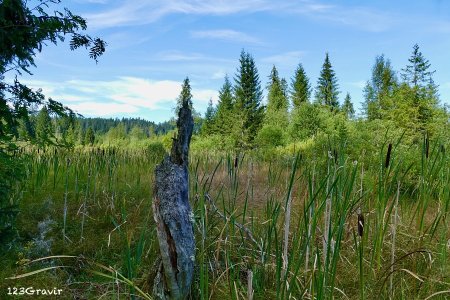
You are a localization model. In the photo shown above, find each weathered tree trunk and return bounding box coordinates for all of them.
[152,99,194,300]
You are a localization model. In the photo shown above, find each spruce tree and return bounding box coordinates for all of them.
[342,92,355,119]
[315,53,339,110]
[35,106,53,146]
[265,66,288,127]
[291,63,311,108]
[234,50,264,148]
[363,55,397,120]
[401,44,435,89]
[85,127,95,146]
[201,99,216,135]
[401,44,439,129]
[176,77,193,114]
[215,75,234,135]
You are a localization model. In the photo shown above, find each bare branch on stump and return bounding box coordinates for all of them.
[152,96,194,300]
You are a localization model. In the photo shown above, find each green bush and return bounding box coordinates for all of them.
[256,125,286,147]
[146,141,166,162]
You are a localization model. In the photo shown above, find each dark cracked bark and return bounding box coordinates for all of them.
[152,98,194,300]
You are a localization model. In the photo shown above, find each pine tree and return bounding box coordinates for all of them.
[401,44,435,89]
[291,63,311,108]
[315,53,339,110]
[35,106,53,146]
[363,55,397,120]
[401,44,438,128]
[214,75,234,136]
[17,115,35,141]
[201,99,216,135]
[176,77,193,114]
[342,92,355,119]
[265,66,288,127]
[85,127,95,146]
[234,50,264,149]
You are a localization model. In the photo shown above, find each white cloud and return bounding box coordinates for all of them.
[70,102,139,116]
[156,51,206,62]
[261,51,305,67]
[85,0,278,28]
[347,80,367,89]
[190,29,260,44]
[85,0,396,32]
[212,71,226,80]
[21,77,218,117]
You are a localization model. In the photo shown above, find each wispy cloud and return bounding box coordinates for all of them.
[315,8,394,32]
[346,80,367,89]
[190,29,260,44]
[155,51,206,62]
[70,102,139,116]
[261,51,305,67]
[85,0,396,32]
[211,70,226,80]
[22,77,218,117]
[86,0,277,29]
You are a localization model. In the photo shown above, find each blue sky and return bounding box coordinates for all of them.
[19,0,450,122]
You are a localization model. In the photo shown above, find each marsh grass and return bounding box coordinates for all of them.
[1,137,450,299]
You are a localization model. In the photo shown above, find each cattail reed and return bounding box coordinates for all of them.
[385,143,392,168]
[247,269,253,300]
[390,181,400,298]
[357,208,364,237]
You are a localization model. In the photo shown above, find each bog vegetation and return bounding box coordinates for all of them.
[1,1,450,299]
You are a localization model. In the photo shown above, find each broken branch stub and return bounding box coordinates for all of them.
[153,97,194,300]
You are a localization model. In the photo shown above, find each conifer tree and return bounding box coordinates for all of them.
[201,99,216,135]
[401,44,438,127]
[17,115,35,141]
[214,75,234,135]
[35,106,53,146]
[342,92,355,119]
[176,77,193,113]
[265,66,288,128]
[291,63,311,108]
[363,55,397,120]
[315,53,339,110]
[85,127,95,146]
[401,44,435,90]
[234,50,264,148]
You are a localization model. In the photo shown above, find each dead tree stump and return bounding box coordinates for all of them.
[152,97,194,300]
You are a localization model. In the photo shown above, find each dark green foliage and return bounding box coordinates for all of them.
[266,66,289,112]
[214,75,234,136]
[35,106,53,146]
[362,47,440,135]
[0,0,105,75]
[256,125,285,147]
[0,148,23,241]
[0,0,105,242]
[201,99,216,135]
[401,44,435,89]
[363,55,397,120]
[315,53,339,110]
[147,141,166,162]
[291,63,311,108]
[234,50,265,149]
[401,44,439,129]
[342,93,355,119]
[176,77,193,113]
[265,66,289,128]
[78,117,174,136]
[85,127,95,146]
[290,103,325,140]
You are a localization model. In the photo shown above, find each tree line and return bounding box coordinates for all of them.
[15,113,175,147]
[199,46,445,151]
